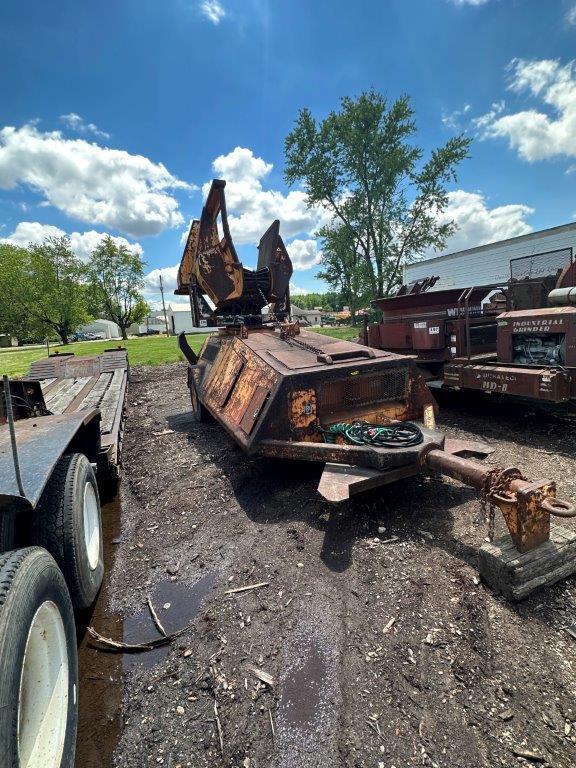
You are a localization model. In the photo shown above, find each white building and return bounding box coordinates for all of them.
[78,319,121,339]
[405,222,576,291]
[290,304,322,326]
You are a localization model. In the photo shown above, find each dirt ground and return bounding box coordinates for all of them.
[79,362,576,768]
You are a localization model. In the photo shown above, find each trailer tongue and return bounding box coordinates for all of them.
[176,179,576,599]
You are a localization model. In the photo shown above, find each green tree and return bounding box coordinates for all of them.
[291,291,342,311]
[285,90,471,297]
[86,236,149,340]
[1,237,89,345]
[0,243,36,344]
[316,225,372,323]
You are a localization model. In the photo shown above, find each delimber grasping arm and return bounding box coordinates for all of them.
[425,449,576,552]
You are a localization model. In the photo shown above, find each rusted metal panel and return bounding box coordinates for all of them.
[223,365,264,423]
[444,363,571,402]
[207,346,244,408]
[239,385,270,435]
[259,428,444,470]
[288,389,317,430]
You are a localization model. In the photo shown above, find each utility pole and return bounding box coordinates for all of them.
[159,273,170,336]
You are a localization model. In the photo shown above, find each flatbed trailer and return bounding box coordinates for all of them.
[0,349,128,768]
[25,347,129,474]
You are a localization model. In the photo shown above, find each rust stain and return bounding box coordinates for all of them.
[289,389,317,430]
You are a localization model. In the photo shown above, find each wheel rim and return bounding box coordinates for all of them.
[83,481,101,571]
[18,600,69,768]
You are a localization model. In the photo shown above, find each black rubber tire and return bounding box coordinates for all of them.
[0,547,78,768]
[31,453,104,611]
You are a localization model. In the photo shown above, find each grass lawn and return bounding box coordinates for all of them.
[0,334,209,378]
[313,325,360,341]
[0,325,360,378]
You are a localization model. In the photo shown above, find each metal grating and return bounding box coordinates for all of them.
[510,248,572,281]
[319,368,408,414]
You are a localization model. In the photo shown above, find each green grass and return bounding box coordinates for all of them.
[0,334,209,377]
[313,325,359,341]
[0,325,359,377]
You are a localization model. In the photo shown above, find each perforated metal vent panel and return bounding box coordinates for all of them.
[510,248,572,281]
[319,368,408,415]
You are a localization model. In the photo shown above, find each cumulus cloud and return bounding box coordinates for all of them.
[434,190,533,253]
[143,264,179,295]
[567,4,576,25]
[200,0,226,24]
[475,58,576,161]
[1,221,143,262]
[287,238,322,270]
[60,113,110,140]
[289,282,309,296]
[448,0,490,5]
[0,124,190,237]
[201,146,328,245]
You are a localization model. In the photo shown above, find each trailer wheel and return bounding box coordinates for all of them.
[31,453,104,611]
[0,547,78,768]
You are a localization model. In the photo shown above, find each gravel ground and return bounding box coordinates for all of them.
[80,362,576,768]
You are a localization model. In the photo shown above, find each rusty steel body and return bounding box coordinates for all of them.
[366,253,576,405]
[176,181,576,558]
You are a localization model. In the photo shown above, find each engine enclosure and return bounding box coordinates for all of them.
[188,326,438,467]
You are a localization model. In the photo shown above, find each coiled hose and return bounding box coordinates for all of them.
[322,421,423,448]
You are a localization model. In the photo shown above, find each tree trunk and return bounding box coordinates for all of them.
[121,327,128,340]
[58,330,69,345]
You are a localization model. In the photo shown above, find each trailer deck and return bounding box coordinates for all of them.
[27,348,129,472]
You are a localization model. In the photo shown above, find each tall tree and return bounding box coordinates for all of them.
[0,243,37,344]
[316,225,371,322]
[86,236,149,340]
[285,90,471,296]
[1,237,90,345]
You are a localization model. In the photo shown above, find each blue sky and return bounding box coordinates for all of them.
[1,0,576,306]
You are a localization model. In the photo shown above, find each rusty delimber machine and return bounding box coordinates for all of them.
[175,180,576,599]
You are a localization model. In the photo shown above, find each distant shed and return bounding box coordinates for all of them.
[405,222,576,291]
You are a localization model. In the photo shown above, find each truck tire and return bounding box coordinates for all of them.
[0,547,78,768]
[31,453,104,611]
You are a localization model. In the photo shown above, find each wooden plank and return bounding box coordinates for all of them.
[39,378,56,394]
[43,378,73,409]
[49,377,92,414]
[479,524,576,601]
[101,372,128,465]
[99,370,126,434]
[64,377,99,414]
[78,373,112,410]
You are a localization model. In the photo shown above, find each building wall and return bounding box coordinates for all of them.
[79,319,121,338]
[405,223,576,291]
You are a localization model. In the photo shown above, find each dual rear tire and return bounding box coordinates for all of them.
[0,548,78,768]
[0,452,104,768]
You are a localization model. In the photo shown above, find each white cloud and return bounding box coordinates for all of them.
[287,238,322,270]
[442,103,471,131]
[475,58,576,161]
[60,113,110,140]
[1,221,143,262]
[434,190,533,253]
[143,264,179,294]
[0,124,190,237]
[200,0,226,24]
[566,4,576,25]
[449,0,490,5]
[289,282,309,296]
[202,146,328,245]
